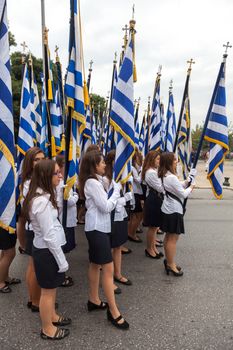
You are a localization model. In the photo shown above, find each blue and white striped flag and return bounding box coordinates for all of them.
[30,64,42,147]
[16,63,34,181]
[134,101,140,147]
[82,105,92,154]
[64,0,85,199]
[150,74,161,151]
[50,84,62,157]
[111,34,135,183]
[165,88,176,152]
[204,59,229,199]
[0,1,16,233]
[40,78,48,155]
[139,114,145,153]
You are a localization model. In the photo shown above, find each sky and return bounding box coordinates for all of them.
[7,0,233,128]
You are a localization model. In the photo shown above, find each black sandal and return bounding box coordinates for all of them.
[60,276,74,287]
[0,284,11,293]
[121,248,132,255]
[40,327,70,340]
[5,278,21,285]
[52,316,72,327]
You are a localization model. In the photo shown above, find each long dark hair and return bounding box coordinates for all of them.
[158,152,176,178]
[104,150,115,182]
[141,150,160,181]
[21,147,45,190]
[22,159,57,220]
[78,150,103,199]
[132,147,143,167]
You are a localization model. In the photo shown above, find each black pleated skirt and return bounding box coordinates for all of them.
[143,190,162,228]
[0,228,17,250]
[161,212,185,234]
[85,230,113,265]
[25,230,34,256]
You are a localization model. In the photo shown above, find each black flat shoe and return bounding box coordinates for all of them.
[40,327,69,340]
[5,278,21,285]
[87,300,108,312]
[114,287,122,295]
[114,276,132,286]
[0,284,11,293]
[164,259,181,272]
[60,275,74,287]
[121,248,132,255]
[107,309,129,330]
[158,251,164,258]
[31,304,39,312]
[145,249,161,259]
[157,229,164,235]
[52,316,72,327]
[128,236,142,243]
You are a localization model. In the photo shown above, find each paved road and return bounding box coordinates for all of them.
[1,189,233,350]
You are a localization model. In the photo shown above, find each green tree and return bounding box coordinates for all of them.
[90,93,106,122]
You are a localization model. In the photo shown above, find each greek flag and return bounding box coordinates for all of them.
[91,110,97,145]
[50,84,62,157]
[64,0,85,199]
[40,78,48,155]
[165,88,176,152]
[30,65,42,147]
[0,1,16,233]
[82,105,92,154]
[177,96,192,179]
[17,63,34,180]
[204,59,229,199]
[150,74,161,151]
[111,34,135,183]
[139,114,145,153]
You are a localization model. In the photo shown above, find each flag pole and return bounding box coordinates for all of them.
[173,59,195,153]
[192,53,228,169]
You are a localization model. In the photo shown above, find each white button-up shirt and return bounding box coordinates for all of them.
[29,188,67,270]
[145,168,163,196]
[132,166,143,195]
[161,172,192,215]
[84,175,120,233]
[56,180,79,228]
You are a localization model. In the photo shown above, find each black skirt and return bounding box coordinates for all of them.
[161,212,185,234]
[32,246,65,289]
[85,230,113,265]
[143,190,162,228]
[132,194,143,213]
[25,230,34,256]
[0,227,17,250]
[111,219,128,248]
[62,227,76,253]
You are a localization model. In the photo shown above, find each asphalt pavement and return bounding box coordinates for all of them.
[0,188,233,350]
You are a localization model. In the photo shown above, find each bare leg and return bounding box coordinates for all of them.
[146,227,158,256]
[0,247,16,288]
[40,288,58,336]
[17,216,26,250]
[101,262,124,324]
[26,257,41,306]
[88,263,101,304]
[164,233,179,272]
[113,247,128,282]
[128,214,141,240]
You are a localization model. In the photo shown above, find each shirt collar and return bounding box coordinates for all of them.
[36,187,51,199]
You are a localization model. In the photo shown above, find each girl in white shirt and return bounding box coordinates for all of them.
[142,150,164,259]
[79,150,129,330]
[158,152,195,277]
[22,159,70,340]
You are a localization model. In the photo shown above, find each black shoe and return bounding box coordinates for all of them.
[164,259,181,272]
[52,316,72,327]
[40,327,69,340]
[27,301,32,309]
[107,309,129,330]
[87,300,108,312]
[31,304,39,312]
[145,249,161,259]
[165,265,183,277]
[157,230,164,235]
[114,287,122,295]
[121,248,132,255]
[128,236,142,243]
[114,276,132,286]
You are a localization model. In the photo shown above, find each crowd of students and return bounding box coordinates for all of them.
[0,145,196,340]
